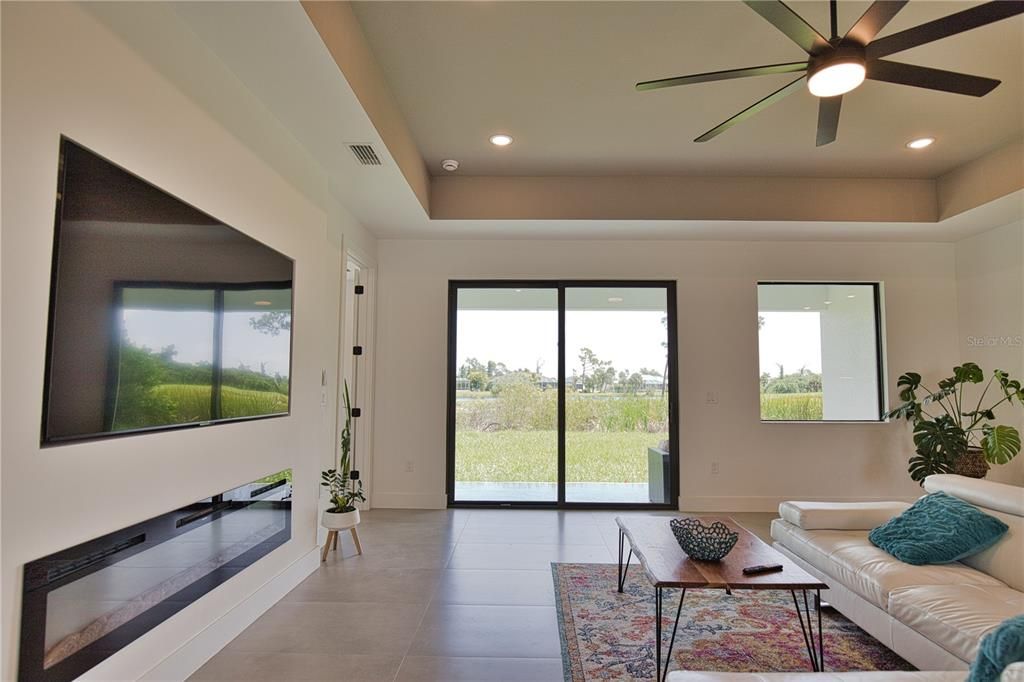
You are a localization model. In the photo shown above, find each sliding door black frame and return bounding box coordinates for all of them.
[445,280,679,510]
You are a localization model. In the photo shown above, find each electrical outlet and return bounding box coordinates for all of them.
[404,460,414,473]
[711,461,720,475]
[706,391,719,405]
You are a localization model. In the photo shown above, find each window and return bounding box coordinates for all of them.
[108,283,291,433]
[757,283,883,422]
[447,281,678,507]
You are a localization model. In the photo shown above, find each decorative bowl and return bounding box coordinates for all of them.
[669,518,739,561]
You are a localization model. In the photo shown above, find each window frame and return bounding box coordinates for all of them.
[445,279,680,510]
[757,281,886,424]
[107,279,294,429]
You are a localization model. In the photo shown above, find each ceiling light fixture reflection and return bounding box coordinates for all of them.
[608,297,624,303]
[254,300,273,306]
[489,134,513,146]
[906,137,935,149]
[824,300,832,305]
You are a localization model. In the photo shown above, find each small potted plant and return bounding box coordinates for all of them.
[321,381,365,529]
[886,363,1023,483]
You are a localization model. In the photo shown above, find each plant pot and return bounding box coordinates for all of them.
[952,447,990,479]
[321,508,360,530]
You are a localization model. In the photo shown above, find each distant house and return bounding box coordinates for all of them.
[641,374,665,390]
[455,377,470,391]
[539,376,560,390]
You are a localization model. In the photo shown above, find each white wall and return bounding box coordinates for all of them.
[0,3,374,680]
[372,239,960,510]
[956,221,1024,485]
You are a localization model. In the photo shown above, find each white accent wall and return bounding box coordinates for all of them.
[0,3,374,680]
[956,220,1024,485]
[372,239,962,511]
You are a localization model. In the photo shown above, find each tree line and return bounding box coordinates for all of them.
[458,347,664,395]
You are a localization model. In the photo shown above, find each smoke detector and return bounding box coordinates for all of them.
[441,159,460,172]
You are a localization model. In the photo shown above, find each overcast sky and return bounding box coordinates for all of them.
[122,309,292,377]
[456,309,822,379]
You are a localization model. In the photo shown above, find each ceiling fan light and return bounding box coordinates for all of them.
[808,60,866,97]
[906,137,935,149]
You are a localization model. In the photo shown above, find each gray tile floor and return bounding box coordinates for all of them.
[190,509,776,682]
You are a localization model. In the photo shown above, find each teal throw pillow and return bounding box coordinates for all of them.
[969,614,1024,682]
[868,491,1008,565]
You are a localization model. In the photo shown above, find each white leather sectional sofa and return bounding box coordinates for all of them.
[668,475,1024,682]
[770,475,1023,672]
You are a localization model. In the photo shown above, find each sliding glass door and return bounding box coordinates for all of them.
[450,286,559,502]
[447,281,677,508]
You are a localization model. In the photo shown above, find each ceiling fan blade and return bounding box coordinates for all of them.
[694,76,806,142]
[867,60,1001,96]
[636,62,807,91]
[866,2,1024,60]
[844,1,908,45]
[816,96,842,146]
[743,1,831,54]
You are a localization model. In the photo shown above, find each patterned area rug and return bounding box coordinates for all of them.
[553,563,914,681]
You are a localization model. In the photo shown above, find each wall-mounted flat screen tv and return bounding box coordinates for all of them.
[42,138,294,444]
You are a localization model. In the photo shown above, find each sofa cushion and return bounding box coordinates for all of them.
[772,520,1004,609]
[779,501,911,530]
[925,476,1024,592]
[888,584,1024,664]
[868,492,1008,565]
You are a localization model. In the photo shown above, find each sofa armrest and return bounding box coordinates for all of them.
[778,501,911,530]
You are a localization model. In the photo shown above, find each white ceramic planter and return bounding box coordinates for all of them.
[321,508,360,530]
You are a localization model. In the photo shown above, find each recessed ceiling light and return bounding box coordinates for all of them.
[802,306,811,310]
[847,294,856,298]
[608,297,624,303]
[254,300,272,306]
[489,134,513,147]
[824,300,832,305]
[906,137,935,149]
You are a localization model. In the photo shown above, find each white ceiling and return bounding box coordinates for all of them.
[353,1,1023,178]
[122,1,1024,240]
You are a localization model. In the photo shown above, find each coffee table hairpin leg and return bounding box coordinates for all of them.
[655,586,686,682]
[791,588,824,672]
[617,528,633,593]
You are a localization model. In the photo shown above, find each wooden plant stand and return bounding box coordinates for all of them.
[321,526,363,562]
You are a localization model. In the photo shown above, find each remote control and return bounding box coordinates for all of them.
[742,563,784,575]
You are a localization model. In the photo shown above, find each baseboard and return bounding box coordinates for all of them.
[136,546,320,681]
[679,494,918,513]
[372,491,447,509]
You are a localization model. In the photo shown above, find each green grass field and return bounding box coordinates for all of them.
[151,383,288,420]
[456,430,667,483]
[760,392,823,420]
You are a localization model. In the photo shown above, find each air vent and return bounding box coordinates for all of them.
[348,144,382,166]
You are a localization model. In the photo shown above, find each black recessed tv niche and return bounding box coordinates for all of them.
[42,138,294,444]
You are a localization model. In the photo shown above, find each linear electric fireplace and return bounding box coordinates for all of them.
[18,470,292,682]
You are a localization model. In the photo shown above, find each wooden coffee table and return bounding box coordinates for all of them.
[616,515,828,681]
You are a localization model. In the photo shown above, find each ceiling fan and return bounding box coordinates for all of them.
[635,0,1024,146]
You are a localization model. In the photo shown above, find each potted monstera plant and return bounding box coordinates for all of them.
[886,363,1023,483]
[321,381,365,529]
